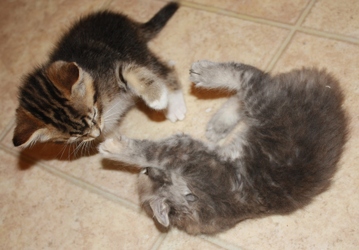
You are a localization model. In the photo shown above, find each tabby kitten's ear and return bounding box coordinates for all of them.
[46,61,84,98]
[150,198,170,227]
[13,107,49,147]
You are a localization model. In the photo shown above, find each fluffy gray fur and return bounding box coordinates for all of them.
[99,60,348,234]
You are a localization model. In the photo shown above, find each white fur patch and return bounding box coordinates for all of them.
[148,86,168,110]
[166,90,187,122]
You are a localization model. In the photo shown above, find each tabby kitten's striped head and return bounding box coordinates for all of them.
[13,61,103,147]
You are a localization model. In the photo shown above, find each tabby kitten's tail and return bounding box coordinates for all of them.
[140,2,180,41]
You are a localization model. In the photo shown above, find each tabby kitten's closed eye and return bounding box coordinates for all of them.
[13,2,186,148]
[99,60,347,235]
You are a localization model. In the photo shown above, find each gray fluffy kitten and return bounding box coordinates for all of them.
[99,60,348,235]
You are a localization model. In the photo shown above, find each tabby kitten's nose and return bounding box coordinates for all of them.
[89,128,101,138]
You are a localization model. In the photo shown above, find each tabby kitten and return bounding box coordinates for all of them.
[13,2,186,148]
[99,60,347,235]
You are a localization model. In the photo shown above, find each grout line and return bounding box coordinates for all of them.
[0,119,15,142]
[180,0,359,70]
[38,162,140,211]
[296,0,317,27]
[179,0,292,30]
[0,145,140,211]
[264,0,317,72]
[263,29,296,71]
[200,235,247,250]
[150,233,168,250]
[100,0,114,9]
[297,27,359,45]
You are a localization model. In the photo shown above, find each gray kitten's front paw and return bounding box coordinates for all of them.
[98,136,130,157]
[189,60,221,88]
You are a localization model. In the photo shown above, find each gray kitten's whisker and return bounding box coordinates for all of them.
[100,61,347,235]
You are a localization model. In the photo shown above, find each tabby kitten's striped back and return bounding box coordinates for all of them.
[13,2,186,148]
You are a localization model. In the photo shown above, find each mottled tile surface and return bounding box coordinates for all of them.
[1,0,359,249]
[0,151,160,249]
[187,0,310,24]
[302,0,359,38]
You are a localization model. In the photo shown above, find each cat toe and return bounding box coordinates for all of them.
[189,60,217,87]
[98,138,116,155]
[166,91,187,122]
[166,108,186,122]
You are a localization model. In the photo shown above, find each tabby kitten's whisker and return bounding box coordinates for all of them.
[13,2,186,150]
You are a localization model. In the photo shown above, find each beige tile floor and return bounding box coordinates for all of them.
[1,0,358,249]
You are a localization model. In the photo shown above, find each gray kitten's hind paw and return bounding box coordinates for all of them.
[205,96,243,143]
[189,60,221,88]
[206,122,231,142]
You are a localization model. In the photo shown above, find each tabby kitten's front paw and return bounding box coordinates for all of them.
[189,60,221,88]
[166,90,187,122]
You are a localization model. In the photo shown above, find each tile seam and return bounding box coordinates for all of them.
[264,0,317,71]
[150,233,168,250]
[179,0,292,30]
[180,0,359,45]
[100,0,114,9]
[0,145,140,211]
[200,235,246,250]
[297,27,359,45]
[0,119,15,142]
[264,30,296,71]
[39,162,140,211]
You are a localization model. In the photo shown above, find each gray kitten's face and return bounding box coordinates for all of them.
[138,162,239,235]
[138,167,203,234]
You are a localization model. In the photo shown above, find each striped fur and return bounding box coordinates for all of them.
[13,2,185,147]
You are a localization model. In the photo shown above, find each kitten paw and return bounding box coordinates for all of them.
[189,60,220,88]
[98,136,130,156]
[148,89,168,110]
[206,123,230,142]
[166,90,187,122]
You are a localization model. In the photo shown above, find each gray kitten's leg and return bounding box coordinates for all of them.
[206,96,243,142]
[122,63,186,122]
[99,134,197,167]
[189,60,263,91]
[99,136,158,167]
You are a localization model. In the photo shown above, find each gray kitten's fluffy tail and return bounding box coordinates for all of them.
[141,2,179,41]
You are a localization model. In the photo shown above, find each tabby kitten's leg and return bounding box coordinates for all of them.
[122,63,186,122]
[189,60,263,91]
[206,96,243,142]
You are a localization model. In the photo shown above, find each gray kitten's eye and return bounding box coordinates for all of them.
[141,167,149,175]
[185,193,198,202]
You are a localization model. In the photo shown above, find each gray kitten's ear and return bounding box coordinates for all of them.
[46,61,84,97]
[150,198,170,227]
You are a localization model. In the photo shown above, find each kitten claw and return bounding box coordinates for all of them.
[189,60,218,87]
[189,69,200,75]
